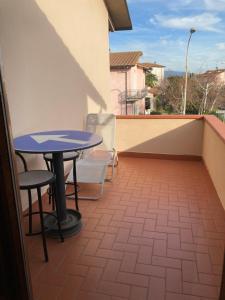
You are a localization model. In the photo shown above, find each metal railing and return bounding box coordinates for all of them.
[119,88,148,103]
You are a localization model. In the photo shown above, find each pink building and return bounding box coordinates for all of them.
[110,51,149,115]
[110,52,165,115]
[199,69,225,85]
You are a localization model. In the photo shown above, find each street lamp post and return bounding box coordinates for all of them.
[183,28,196,115]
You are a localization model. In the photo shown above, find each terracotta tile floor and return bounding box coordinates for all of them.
[25,157,225,300]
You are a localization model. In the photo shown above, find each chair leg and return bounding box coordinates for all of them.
[111,154,118,179]
[100,182,104,197]
[27,189,33,235]
[52,184,64,243]
[73,159,79,211]
[111,164,114,180]
[50,161,55,211]
[37,187,48,262]
[44,158,52,206]
[77,182,104,200]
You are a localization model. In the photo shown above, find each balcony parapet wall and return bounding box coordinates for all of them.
[116,115,204,159]
[203,115,225,209]
[116,114,225,209]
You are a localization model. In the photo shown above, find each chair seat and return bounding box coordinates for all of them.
[44,151,79,162]
[19,170,55,189]
[85,150,113,163]
[67,159,107,184]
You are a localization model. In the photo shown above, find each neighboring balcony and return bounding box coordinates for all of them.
[119,88,148,103]
[119,88,148,115]
[26,115,225,300]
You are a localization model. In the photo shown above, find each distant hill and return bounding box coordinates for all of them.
[165,70,185,78]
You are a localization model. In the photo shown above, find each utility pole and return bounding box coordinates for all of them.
[183,28,196,115]
[125,70,128,115]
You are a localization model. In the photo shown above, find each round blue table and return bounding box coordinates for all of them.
[14,130,102,237]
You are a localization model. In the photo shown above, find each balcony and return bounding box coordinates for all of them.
[26,115,225,300]
[119,88,148,103]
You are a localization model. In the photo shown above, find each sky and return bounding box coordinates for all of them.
[109,0,225,72]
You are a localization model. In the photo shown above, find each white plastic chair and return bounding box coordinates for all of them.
[67,159,107,199]
[83,113,118,180]
[67,114,117,199]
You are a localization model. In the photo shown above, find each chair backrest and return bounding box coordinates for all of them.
[85,113,116,151]
[15,152,28,172]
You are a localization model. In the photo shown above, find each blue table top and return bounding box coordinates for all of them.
[14,130,102,154]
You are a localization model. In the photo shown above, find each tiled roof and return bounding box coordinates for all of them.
[197,69,225,81]
[139,62,165,69]
[205,69,225,74]
[110,51,143,67]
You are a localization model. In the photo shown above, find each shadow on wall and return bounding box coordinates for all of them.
[117,120,204,156]
[0,0,108,209]
[0,0,107,136]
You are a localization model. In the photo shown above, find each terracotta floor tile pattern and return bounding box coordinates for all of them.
[25,157,225,300]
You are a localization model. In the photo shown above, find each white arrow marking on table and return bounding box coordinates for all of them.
[31,134,88,145]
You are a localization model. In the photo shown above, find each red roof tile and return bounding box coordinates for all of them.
[139,62,165,69]
[110,51,143,68]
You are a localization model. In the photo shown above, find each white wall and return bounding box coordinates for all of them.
[0,0,111,208]
[151,67,164,82]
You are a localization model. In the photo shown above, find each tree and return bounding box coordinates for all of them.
[193,73,225,114]
[145,71,158,88]
[157,73,225,115]
[157,76,183,113]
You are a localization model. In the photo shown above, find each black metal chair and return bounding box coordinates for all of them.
[43,151,79,211]
[16,152,64,262]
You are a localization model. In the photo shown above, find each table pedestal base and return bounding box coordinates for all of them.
[44,209,82,238]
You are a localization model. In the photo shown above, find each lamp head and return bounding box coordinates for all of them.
[190,28,196,34]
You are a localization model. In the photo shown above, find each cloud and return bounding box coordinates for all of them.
[216,42,225,50]
[128,0,225,12]
[112,0,225,71]
[204,0,225,11]
[168,0,203,11]
[151,13,222,32]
